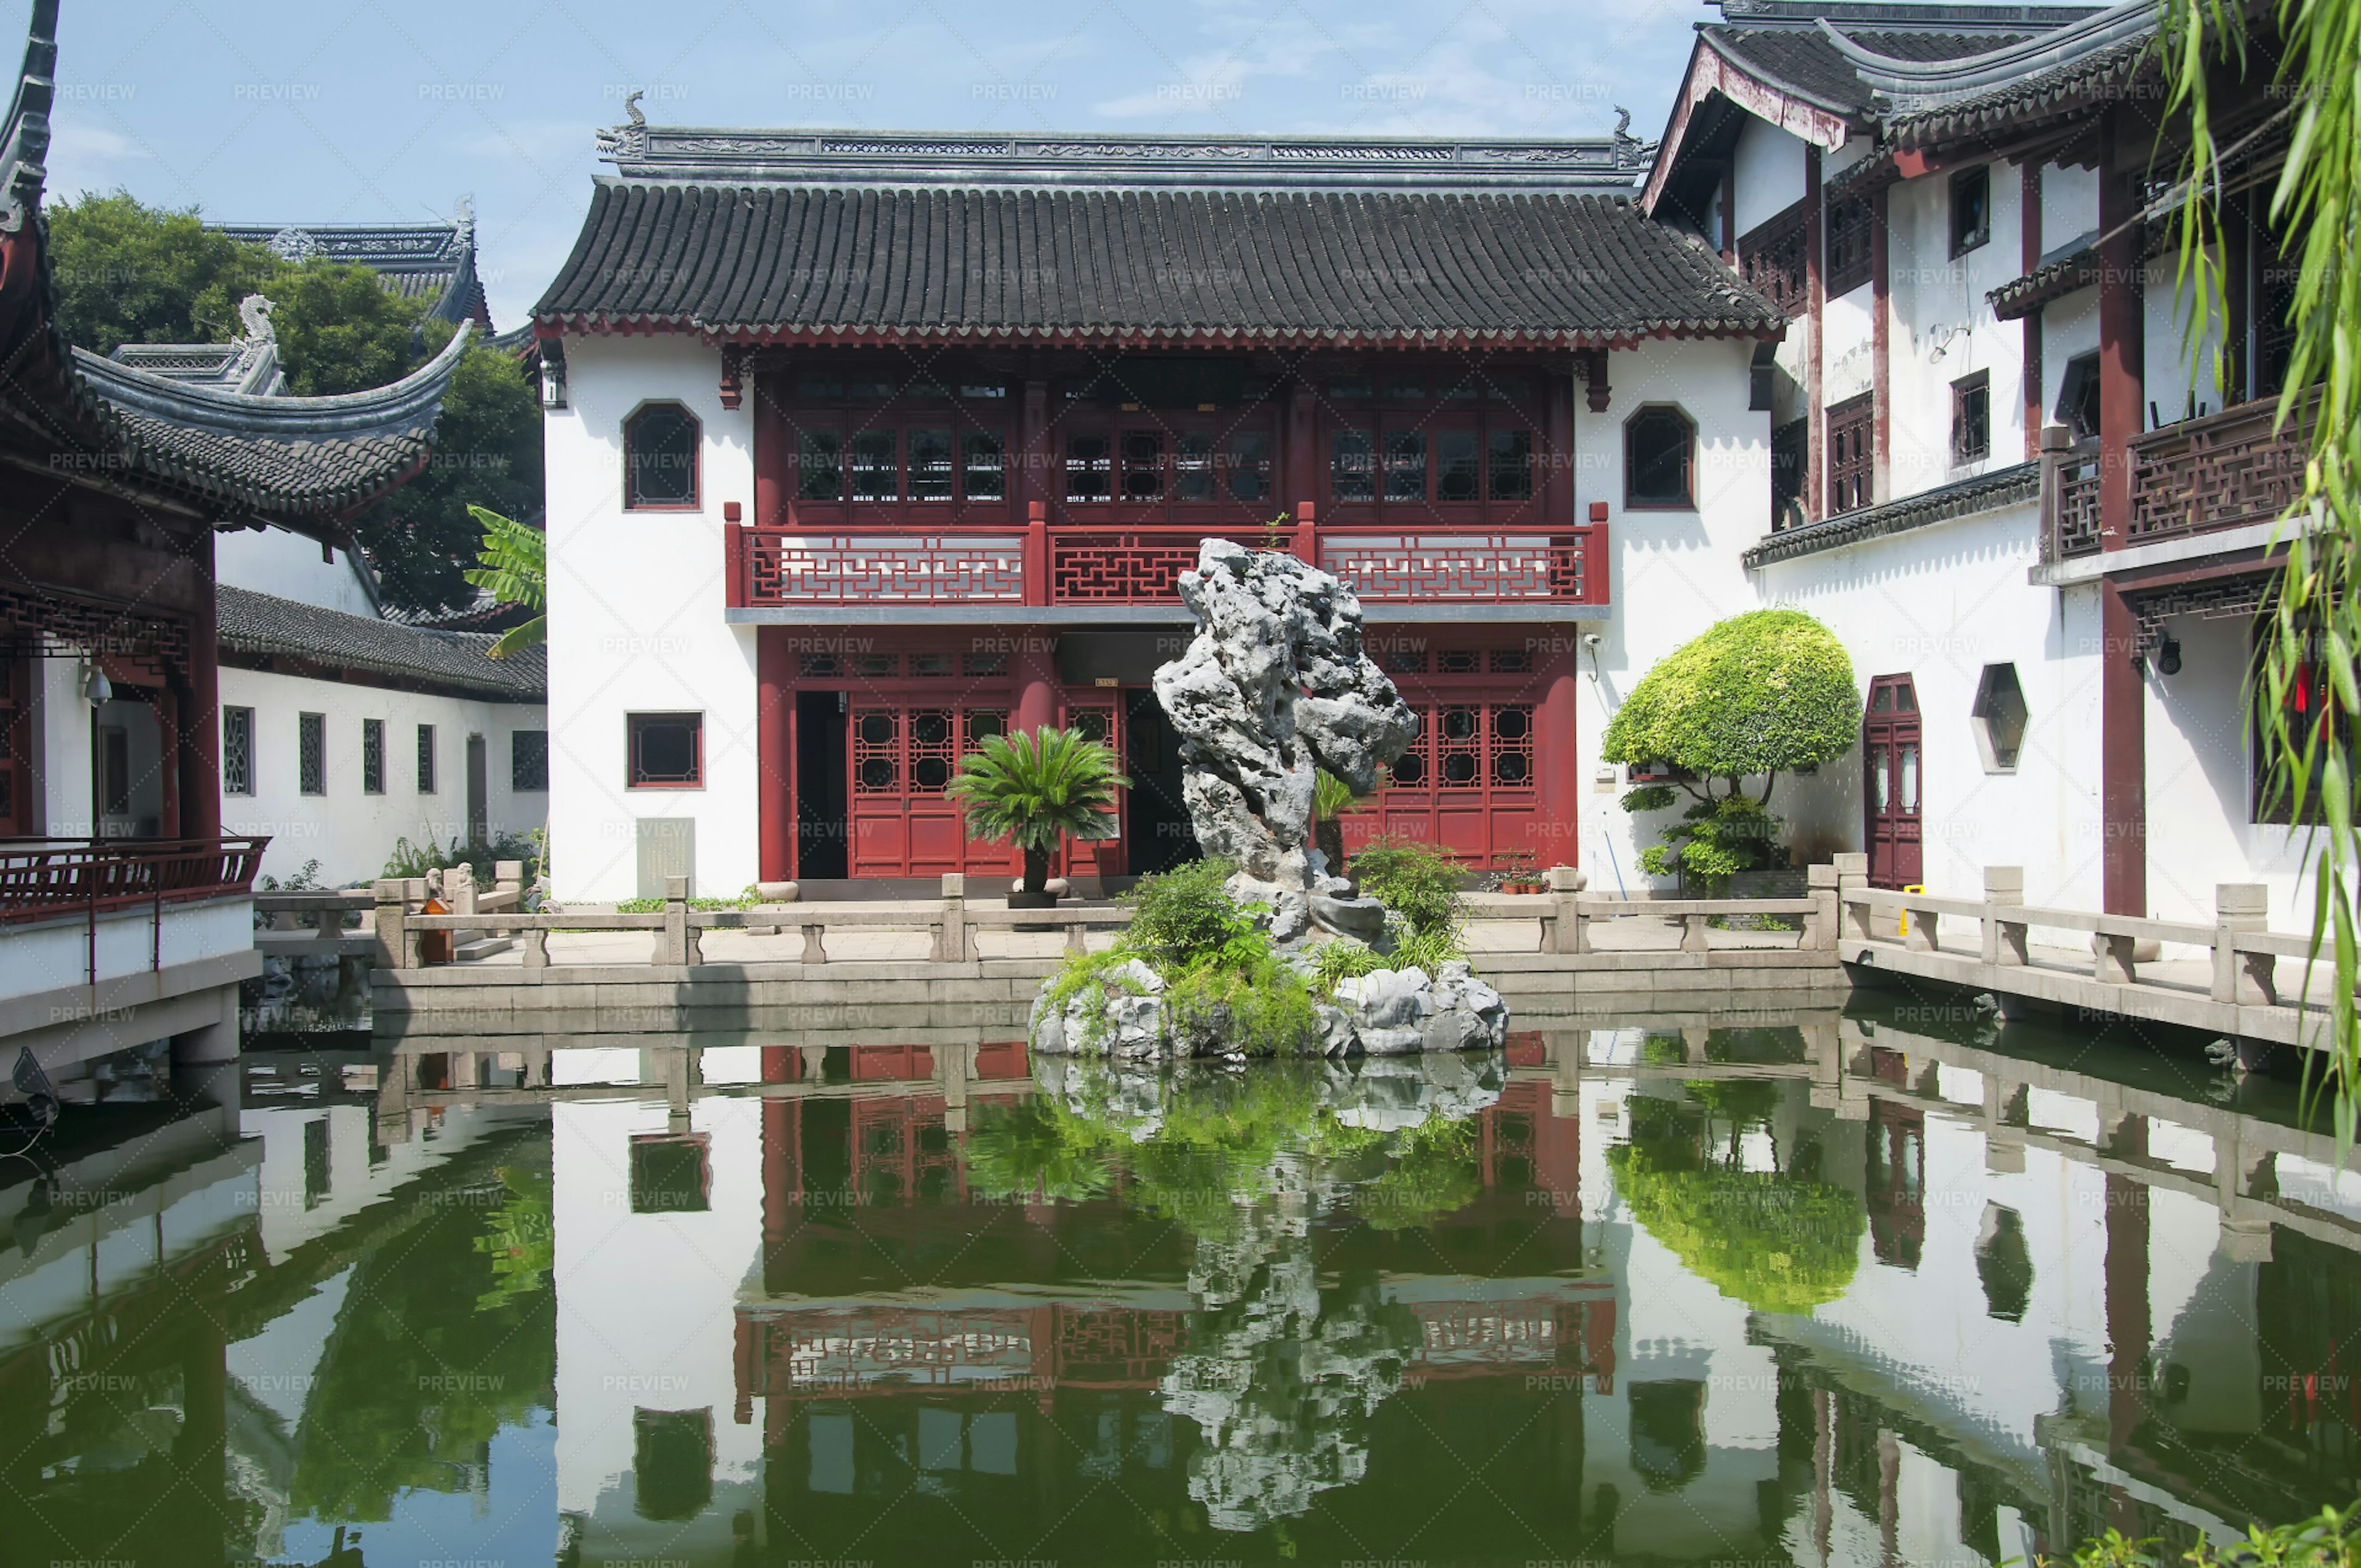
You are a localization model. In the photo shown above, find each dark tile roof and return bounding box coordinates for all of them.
[1704,28,2033,116]
[1742,459,2040,566]
[535,183,1783,346]
[218,585,545,699]
[68,328,471,523]
[1884,28,2153,148]
[209,218,489,330]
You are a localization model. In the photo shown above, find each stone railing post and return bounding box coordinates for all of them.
[523,927,549,970]
[496,859,523,897]
[1546,864,1586,954]
[938,873,968,962]
[1681,911,1710,953]
[2092,926,2138,984]
[801,924,828,964]
[1983,866,2027,966]
[373,879,409,969]
[2212,882,2275,1005]
[1806,863,1838,949]
[661,874,689,966]
[1834,852,1871,940]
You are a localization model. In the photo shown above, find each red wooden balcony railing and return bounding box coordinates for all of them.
[727,505,1611,609]
[0,836,270,924]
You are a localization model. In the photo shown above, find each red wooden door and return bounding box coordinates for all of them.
[847,703,1021,878]
[1059,697,1122,879]
[1349,698,1539,868]
[1862,674,1923,889]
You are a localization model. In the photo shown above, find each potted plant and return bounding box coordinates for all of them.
[947,725,1130,908]
[1493,848,1541,895]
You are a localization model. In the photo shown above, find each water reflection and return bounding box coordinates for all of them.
[6,1008,2361,1564]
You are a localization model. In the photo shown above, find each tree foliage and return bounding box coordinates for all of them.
[1604,609,1859,889]
[44,190,543,615]
[2161,0,2361,1142]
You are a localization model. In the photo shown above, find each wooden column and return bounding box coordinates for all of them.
[756,627,792,882]
[1805,143,1826,522]
[178,523,219,840]
[2104,1119,2150,1460]
[2022,161,2045,459]
[1018,377,1051,513]
[1870,181,1892,504]
[1542,365,1574,523]
[1284,379,1318,517]
[1720,161,1739,266]
[753,360,791,527]
[1014,634,1057,738]
[2098,107,2148,916]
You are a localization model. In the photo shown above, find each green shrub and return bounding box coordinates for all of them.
[1123,857,1252,968]
[2052,1503,2361,1565]
[1165,940,1323,1056]
[384,831,544,890]
[1390,925,1468,975]
[1307,938,1385,999]
[1351,837,1468,938]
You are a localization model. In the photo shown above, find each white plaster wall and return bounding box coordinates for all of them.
[39,652,93,837]
[1886,164,2031,499]
[1823,285,1875,405]
[1755,507,2106,906]
[545,335,755,901]
[2143,608,2311,930]
[215,528,378,617]
[0,897,253,1005]
[218,664,547,885]
[1733,119,1806,237]
[1580,336,1774,891]
[553,1095,765,1561]
[2041,161,2098,255]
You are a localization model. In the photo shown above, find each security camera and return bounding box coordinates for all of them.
[1583,633,1602,649]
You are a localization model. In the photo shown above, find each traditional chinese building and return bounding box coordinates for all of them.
[0,0,469,1092]
[532,124,1786,897]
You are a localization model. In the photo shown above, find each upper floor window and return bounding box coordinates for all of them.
[1827,194,1875,296]
[1064,422,1275,510]
[1323,416,1535,512]
[1740,203,1809,315]
[1827,392,1874,513]
[625,402,700,509]
[1951,370,1991,466]
[1950,166,1991,258]
[1624,405,1695,509]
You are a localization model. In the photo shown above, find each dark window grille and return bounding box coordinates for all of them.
[1625,405,1696,509]
[628,713,703,788]
[362,718,385,795]
[1950,165,1991,257]
[223,707,254,796]
[298,711,325,796]
[1952,371,1991,465]
[1827,393,1875,513]
[1740,204,1809,315]
[417,723,438,793]
[513,729,549,792]
[625,402,699,508]
[1827,194,1874,296]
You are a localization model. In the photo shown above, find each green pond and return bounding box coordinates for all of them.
[7,1003,2360,1567]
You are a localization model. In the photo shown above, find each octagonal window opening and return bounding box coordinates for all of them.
[1969,662,2027,773]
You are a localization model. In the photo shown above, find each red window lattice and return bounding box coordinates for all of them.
[1740,204,1809,316]
[1390,703,1535,791]
[1827,194,1874,296]
[1827,392,1875,514]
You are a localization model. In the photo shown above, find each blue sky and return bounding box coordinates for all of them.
[12,0,1729,327]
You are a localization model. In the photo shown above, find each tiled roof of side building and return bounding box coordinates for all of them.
[218,585,545,700]
[1741,460,2041,568]
[536,181,1784,346]
[1702,28,2040,117]
[208,215,489,329]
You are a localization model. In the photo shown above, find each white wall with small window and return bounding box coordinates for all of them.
[542,334,756,902]
[1884,161,2033,498]
[217,663,548,885]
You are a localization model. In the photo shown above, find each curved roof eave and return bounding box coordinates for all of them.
[1641,34,1859,218]
[71,323,472,438]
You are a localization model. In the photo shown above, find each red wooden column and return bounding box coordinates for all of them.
[1538,638,1582,872]
[1014,632,1058,738]
[1284,380,1318,517]
[1870,181,1892,504]
[1018,377,1050,513]
[1541,367,1573,526]
[753,360,791,527]
[2022,161,2046,460]
[756,627,793,882]
[178,524,219,840]
[2103,1116,2151,1481]
[1805,144,1825,522]
[2097,107,2148,916]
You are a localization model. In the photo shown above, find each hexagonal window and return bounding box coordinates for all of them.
[1970,663,2027,772]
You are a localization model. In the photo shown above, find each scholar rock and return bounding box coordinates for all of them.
[1030,957,1168,1057]
[1153,540,1416,940]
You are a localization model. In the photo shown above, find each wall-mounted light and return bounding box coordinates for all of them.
[2157,638,2183,677]
[80,660,110,708]
[1928,324,1970,363]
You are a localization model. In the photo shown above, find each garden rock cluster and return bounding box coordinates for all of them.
[1152,540,1416,945]
[1029,954,1505,1059]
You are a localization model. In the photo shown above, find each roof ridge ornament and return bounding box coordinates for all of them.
[268,225,320,262]
[597,90,649,162]
[0,0,58,234]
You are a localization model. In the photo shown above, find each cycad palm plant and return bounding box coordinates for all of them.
[460,505,545,659]
[946,725,1129,901]
[1313,767,1362,880]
